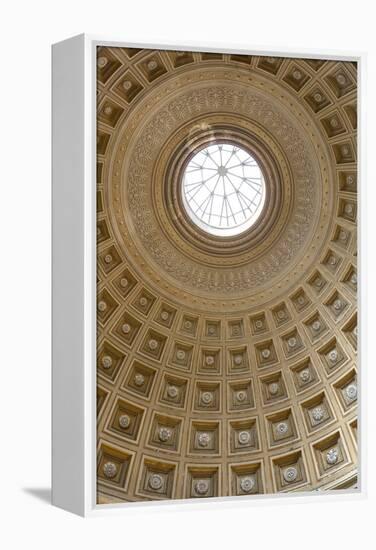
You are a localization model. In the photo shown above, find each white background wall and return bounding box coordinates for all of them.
[0,1,375,548]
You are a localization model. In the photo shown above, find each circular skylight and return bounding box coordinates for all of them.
[182,143,266,237]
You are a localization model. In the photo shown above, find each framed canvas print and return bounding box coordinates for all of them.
[52,34,364,516]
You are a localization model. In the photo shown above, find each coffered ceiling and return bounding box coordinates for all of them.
[96,46,357,504]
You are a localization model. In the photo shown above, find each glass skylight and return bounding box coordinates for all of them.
[182,143,265,237]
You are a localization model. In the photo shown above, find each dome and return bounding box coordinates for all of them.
[96,47,358,503]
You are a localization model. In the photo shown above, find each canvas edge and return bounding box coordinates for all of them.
[52,33,87,516]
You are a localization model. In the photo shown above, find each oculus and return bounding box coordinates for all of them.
[182,142,265,237]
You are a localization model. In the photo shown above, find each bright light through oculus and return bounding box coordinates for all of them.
[182,143,266,237]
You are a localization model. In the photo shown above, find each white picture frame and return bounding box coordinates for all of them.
[52,34,366,517]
